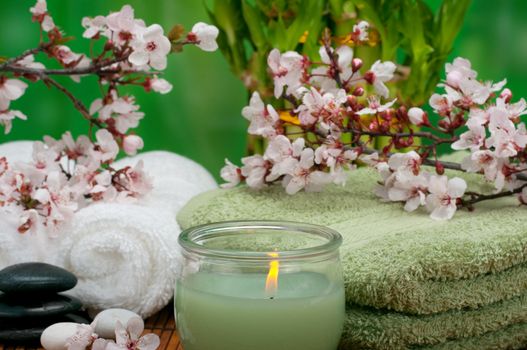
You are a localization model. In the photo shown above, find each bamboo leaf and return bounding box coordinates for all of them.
[241,1,267,50]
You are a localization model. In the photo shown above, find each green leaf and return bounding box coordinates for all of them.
[241,1,268,50]
[435,0,471,55]
[208,0,248,76]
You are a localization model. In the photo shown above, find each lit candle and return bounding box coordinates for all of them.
[175,221,345,350]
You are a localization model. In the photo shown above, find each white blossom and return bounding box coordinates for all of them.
[190,22,219,52]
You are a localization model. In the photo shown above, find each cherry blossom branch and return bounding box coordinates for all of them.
[0,44,49,66]
[462,183,527,207]
[360,147,527,182]
[221,24,527,220]
[0,1,220,234]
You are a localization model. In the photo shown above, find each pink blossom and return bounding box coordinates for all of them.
[296,87,347,127]
[314,141,357,172]
[356,96,396,115]
[461,150,499,182]
[106,5,144,46]
[387,151,421,175]
[425,175,466,220]
[282,148,331,194]
[388,173,428,212]
[105,317,160,350]
[264,136,305,181]
[0,110,27,134]
[268,49,304,98]
[81,15,108,39]
[498,97,527,119]
[129,24,171,70]
[90,95,144,134]
[95,129,119,163]
[429,93,453,115]
[148,77,173,94]
[65,323,98,350]
[0,78,28,111]
[242,92,279,137]
[189,22,219,52]
[52,46,86,67]
[112,161,153,198]
[123,135,144,156]
[241,155,269,189]
[220,159,241,188]
[451,119,486,151]
[486,124,527,158]
[30,0,55,32]
[445,57,477,88]
[365,60,396,98]
[310,46,354,93]
[17,55,45,70]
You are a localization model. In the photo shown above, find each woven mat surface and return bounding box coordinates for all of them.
[0,304,183,350]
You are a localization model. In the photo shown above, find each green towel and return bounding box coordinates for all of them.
[177,167,527,348]
[342,293,527,349]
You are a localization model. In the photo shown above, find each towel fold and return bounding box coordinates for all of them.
[343,293,527,349]
[58,202,181,318]
[177,167,527,348]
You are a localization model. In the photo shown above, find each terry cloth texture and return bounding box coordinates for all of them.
[177,167,527,349]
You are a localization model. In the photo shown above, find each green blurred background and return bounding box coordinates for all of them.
[2,1,526,179]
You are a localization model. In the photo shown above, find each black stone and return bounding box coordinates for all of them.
[0,313,91,343]
[0,262,77,294]
[0,293,82,319]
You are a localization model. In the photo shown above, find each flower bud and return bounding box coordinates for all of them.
[123,135,144,156]
[352,58,363,72]
[352,86,364,96]
[408,107,429,126]
[500,88,512,103]
[363,71,375,84]
[435,161,445,175]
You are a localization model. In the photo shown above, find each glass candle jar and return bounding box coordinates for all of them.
[175,221,345,350]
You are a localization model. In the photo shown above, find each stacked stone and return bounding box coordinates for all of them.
[0,262,88,343]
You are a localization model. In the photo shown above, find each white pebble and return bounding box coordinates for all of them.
[40,322,79,350]
[93,308,142,339]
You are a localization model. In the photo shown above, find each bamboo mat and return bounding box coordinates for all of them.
[0,304,183,350]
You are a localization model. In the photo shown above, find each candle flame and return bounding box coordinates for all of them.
[265,252,279,296]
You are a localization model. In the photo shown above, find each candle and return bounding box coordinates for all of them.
[175,221,346,350]
[175,271,345,350]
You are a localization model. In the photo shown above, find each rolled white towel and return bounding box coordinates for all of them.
[113,151,217,213]
[0,140,34,162]
[58,202,182,318]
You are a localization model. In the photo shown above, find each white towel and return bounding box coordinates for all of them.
[113,151,217,214]
[0,140,34,162]
[0,142,217,317]
[58,203,182,318]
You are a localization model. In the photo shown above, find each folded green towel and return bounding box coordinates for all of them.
[342,293,527,349]
[177,167,527,348]
[178,168,527,315]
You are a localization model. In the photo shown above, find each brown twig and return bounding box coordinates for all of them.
[462,183,527,207]
[40,74,103,128]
